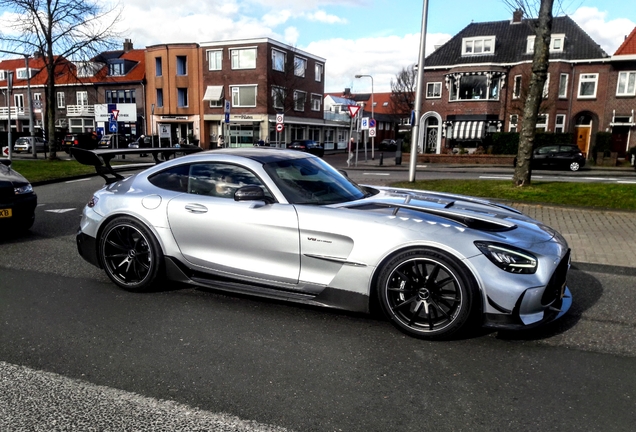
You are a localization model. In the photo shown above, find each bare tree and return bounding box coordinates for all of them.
[390,64,416,118]
[0,0,122,159]
[504,0,555,186]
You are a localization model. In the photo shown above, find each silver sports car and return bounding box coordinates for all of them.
[76,147,572,339]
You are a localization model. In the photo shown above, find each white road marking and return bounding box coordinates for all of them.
[45,209,76,213]
[618,180,636,184]
[363,173,391,176]
[479,175,511,179]
[65,178,92,183]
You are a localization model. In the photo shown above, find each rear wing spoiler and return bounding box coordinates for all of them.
[71,147,203,184]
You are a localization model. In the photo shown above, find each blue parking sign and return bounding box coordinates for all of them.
[109,120,118,133]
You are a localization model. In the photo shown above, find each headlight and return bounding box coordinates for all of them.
[14,184,33,195]
[474,241,537,274]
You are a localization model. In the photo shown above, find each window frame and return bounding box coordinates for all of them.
[176,56,188,76]
[311,93,322,111]
[76,91,88,106]
[294,56,307,77]
[513,75,522,99]
[293,90,307,111]
[462,36,495,56]
[509,114,519,132]
[231,85,258,107]
[231,47,257,70]
[558,73,569,99]
[315,63,323,82]
[207,50,223,71]
[57,92,65,108]
[542,73,550,99]
[577,73,598,99]
[177,87,188,108]
[426,82,442,99]
[536,113,549,132]
[271,86,285,109]
[616,71,636,96]
[555,114,567,133]
[155,57,163,77]
[156,88,164,108]
[272,49,286,72]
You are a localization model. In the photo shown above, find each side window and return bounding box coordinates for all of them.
[148,164,190,192]
[187,163,272,199]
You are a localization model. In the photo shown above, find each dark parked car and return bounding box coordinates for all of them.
[61,133,99,153]
[13,136,49,153]
[0,159,37,232]
[287,140,324,157]
[515,144,586,171]
[379,139,397,151]
[98,134,130,149]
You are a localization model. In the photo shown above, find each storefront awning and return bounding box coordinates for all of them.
[452,121,485,140]
[202,85,224,101]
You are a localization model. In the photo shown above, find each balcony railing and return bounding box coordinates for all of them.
[66,104,95,116]
[0,106,26,119]
[324,111,352,122]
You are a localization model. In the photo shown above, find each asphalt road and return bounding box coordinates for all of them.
[1,171,636,431]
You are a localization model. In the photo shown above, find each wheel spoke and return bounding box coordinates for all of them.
[391,295,418,311]
[408,301,425,326]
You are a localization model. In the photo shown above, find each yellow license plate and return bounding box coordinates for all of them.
[0,208,12,218]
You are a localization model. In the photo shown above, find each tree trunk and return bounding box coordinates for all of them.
[512,0,554,187]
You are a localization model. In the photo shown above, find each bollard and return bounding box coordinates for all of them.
[395,149,402,166]
[379,152,384,166]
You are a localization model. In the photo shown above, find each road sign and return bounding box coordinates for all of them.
[276,123,284,132]
[369,127,377,137]
[225,113,230,123]
[276,114,284,124]
[224,100,231,114]
[2,147,8,157]
[361,117,369,130]
[347,105,360,117]
[109,120,118,133]
[369,118,376,128]
[111,109,120,121]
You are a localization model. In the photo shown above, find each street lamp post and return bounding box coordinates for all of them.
[355,74,374,160]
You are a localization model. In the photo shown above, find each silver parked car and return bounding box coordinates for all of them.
[76,148,572,339]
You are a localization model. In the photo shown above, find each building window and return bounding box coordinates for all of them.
[176,56,187,76]
[293,90,306,111]
[311,94,322,111]
[558,73,569,98]
[16,68,33,79]
[449,73,502,101]
[578,73,598,98]
[155,57,162,76]
[616,71,636,96]
[0,70,5,80]
[207,50,223,71]
[555,114,566,133]
[536,114,548,132]
[294,57,307,77]
[231,85,257,107]
[542,73,550,99]
[33,93,41,101]
[509,114,518,132]
[231,48,257,69]
[109,62,124,76]
[426,82,442,98]
[315,63,323,82]
[462,36,495,55]
[272,49,286,72]
[106,89,136,104]
[156,88,163,107]
[57,92,65,108]
[513,75,522,99]
[177,88,188,107]
[14,94,24,109]
[526,34,565,54]
[271,86,285,109]
[76,91,88,106]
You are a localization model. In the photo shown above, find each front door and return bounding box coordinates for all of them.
[575,126,591,156]
[611,126,629,158]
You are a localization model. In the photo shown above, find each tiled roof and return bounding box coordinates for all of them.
[614,26,636,55]
[425,15,608,68]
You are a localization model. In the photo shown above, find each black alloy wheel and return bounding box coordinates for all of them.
[99,217,164,292]
[377,248,477,339]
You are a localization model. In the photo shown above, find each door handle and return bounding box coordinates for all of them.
[185,203,208,214]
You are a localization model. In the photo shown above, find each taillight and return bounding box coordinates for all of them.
[74,139,79,145]
[87,196,99,208]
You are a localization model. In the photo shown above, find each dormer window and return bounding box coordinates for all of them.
[0,70,6,80]
[462,36,495,56]
[16,68,38,79]
[526,34,565,54]
[75,62,100,78]
[108,62,124,76]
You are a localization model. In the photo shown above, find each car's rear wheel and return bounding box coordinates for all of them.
[569,161,581,171]
[99,217,164,292]
[377,248,478,339]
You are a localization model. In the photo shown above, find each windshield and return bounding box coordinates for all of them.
[263,157,368,205]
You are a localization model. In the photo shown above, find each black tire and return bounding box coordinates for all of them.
[99,217,164,292]
[377,248,478,339]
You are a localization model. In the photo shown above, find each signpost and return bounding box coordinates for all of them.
[276,113,285,148]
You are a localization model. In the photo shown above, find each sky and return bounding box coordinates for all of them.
[1,0,635,93]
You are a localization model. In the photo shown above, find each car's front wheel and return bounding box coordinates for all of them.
[99,217,164,292]
[569,161,581,171]
[377,248,478,339]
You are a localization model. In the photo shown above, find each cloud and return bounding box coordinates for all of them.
[304,32,451,93]
[305,10,347,24]
[284,27,300,45]
[571,7,635,55]
[262,10,293,27]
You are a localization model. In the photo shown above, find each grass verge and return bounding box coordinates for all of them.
[391,180,636,211]
[11,159,96,183]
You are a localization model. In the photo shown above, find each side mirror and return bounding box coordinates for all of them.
[234,185,268,202]
[1,159,12,167]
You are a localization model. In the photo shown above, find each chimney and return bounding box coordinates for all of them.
[512,8,523,23]
[343,88,351,97]
[123,39,133,52]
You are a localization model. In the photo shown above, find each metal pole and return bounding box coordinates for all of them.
[409,0,429,182]
[7,71,13,161]
[24,55,36,158]
[371,76,374,160]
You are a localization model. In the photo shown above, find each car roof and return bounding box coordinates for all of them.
[209,147,313,164]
